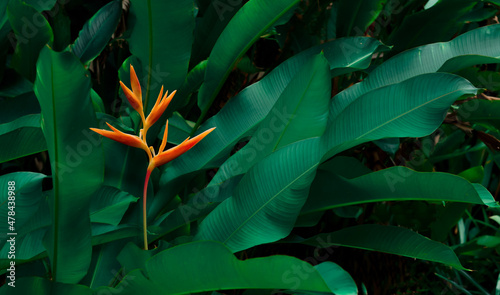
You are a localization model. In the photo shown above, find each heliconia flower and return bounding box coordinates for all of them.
[90,65,215,250]
[90,122,149,154]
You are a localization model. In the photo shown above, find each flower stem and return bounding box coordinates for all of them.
[143,168,152,250]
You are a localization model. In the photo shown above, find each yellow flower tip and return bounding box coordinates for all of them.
[120,81,142,112]
[130,65,142,100]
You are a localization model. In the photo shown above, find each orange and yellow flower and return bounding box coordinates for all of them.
[90,65,215,249]
[91,64,215,172]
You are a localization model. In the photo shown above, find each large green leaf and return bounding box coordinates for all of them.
[194,73,478,252]
[0,276,93,295]
[458,100,500,132]
[0,114,46,163]
[322,73,478,159]
[208,53,331,189]
[23,0,57,12]
[80,240,126,290]
[196,0,300,122]
[71,0,121,65]
[195,137,322,252]
[190,0,243,66]
[98,241,346,294]
[0,74,34,100]
[301,157,498,216]
[89,185,138,226]
[387,0,475,54]
[127,0,195,113]
[34,47,104,283]
[169,60,208,112]
[0,185,140,270]
[299,224,466,269]
[156,37,387,209]
[0,172,45,237]
[7,0,53,81]
[334,24,500,118]
[336,0,387,37]
[0,186,50,267]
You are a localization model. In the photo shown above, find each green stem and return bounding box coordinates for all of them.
[143,169,152,250]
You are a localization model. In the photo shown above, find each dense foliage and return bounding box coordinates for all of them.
[1,0,500,294]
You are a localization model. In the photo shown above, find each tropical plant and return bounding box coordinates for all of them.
[1,0,500,294]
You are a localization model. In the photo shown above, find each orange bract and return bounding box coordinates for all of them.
[153,127,216,168]
[90,122,149,154]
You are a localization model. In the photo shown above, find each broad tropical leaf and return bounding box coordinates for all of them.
[0,276,93,295]
[97,241,349,294]
[334,24,500,118]
[127,0,195,113]
[336,0,387,37]
[301,156,498,216]
[0,172,45,239]
[195,138,322,252]
[323,73,478,159]
[153,37,387,218]
[387,0,475,54]
[71,0,122,65]
[190,1,243,66]
[0,114,46,163]
[7,0,53,81]
[34,47,104,283]
[89,185,138,226]
[299,224,466,269]
[458,100,500,132]
[197,0,300,115]
[208,53,331,189]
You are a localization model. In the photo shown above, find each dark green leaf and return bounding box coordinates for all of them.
[190,0,243,66]
[34,47,104,283]
[301,224,466,269]
[195,138,322,252]
[323,73,478,159]
[7,0,53,81]
[458,100,500,133]
[89,186,138,226]
[387,0,475,54]
[99,241,337,294]
[157,37,387,209]
[197,0,300,118]
[336,0,387,37]
[207,53,331,190]
[72,0,122,64]
[335,24,500,115]
[301,156,497,216]
[0,276,93,294]
[127,0,195,113]
[0,114,46,163]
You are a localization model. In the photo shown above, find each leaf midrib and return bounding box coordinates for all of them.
[49,60,61,280]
